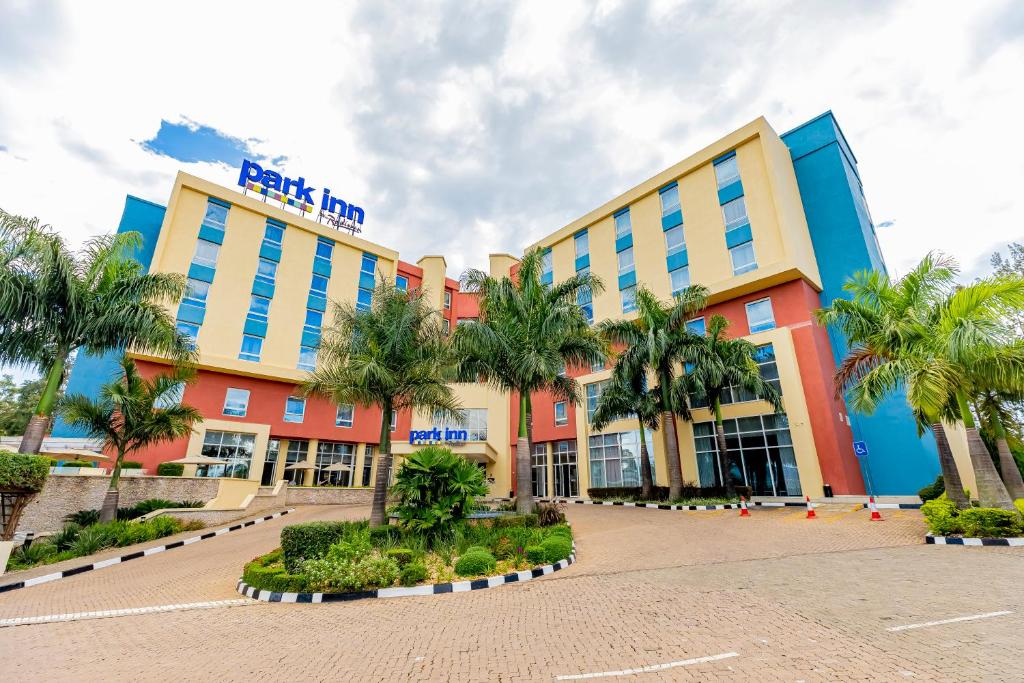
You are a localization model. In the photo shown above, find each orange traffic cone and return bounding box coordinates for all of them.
[805,495,816,519]
[868,496,884,521]
[739,496,750,517]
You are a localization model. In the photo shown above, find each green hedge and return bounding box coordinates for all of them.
[280,520,368,573]
[156,462,184,476]
[0,453,50,492]
[540,535,573,564]
[454,549,496,577]
[922,498,1024,537]
[120,461,143,469]
[243,549,309,593]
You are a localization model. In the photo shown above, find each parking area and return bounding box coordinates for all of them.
[1,503,1022,681]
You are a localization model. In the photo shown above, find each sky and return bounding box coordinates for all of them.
[1,0,1022,382]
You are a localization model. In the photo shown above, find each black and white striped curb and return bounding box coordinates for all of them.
[545,498,798,511]
[0,509,295,594]
[926,535,1024,547]
[865,502,923,510]
[237,543,576,603]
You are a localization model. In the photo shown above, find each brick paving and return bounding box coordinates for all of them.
[1,504,1022,681]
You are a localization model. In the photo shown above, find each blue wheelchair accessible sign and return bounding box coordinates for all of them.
[853,441,869,458]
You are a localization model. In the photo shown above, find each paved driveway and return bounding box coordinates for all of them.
[1,504,1022,681]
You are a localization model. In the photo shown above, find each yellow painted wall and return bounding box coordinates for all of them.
[183,418,271,484]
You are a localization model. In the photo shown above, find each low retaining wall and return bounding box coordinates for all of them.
[17,475,220,535]
[285,487,374,506]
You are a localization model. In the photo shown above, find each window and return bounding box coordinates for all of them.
[586,381,609,422]
[591,359,605,373]
[433,408,488,441]
[203,200,229,230]
[396,275,408,292]
[176,321,200,344]
[693,414,800,496]
[310,274,329,295]
[199,430,255,479]
[714,155,740,189]
[284,396,306,423]
[690,344,781,408]
[247,295,271,323]
[574,231,589,258]
[588,430,655,488]
[554,401,568,426]
[284,440,309,485]
[745,298,776,333]
[730,242,757,275]
[263,222,284,247]
[239,335,263,362]
[261,439,280,486]
[532,444,548,497]
[315,441,355,486]
[155,382,185,409]
[183,279,209,307]
[670,267,690,296]
[577,266,593,325]
[553,440,579,497]
[336,404,354,428]
[665,225,685,256]
[360,253,377,275]
[686,317,706,336]
[362,445,375,486]
[617,247,635,275]
[356,288,373,311]
[443,318,450,334]
[444,291,452,310]
[297,346,317,371]
[620,285,637,314]
[722,196,749,230]
[660,185,681,217]
[255,258,278,285]
[223,388,250,416]
[614,210,631,238]
[304,309,323,335]
[191,239,220,268]
[315,239,334,263]
[541,249,553,278]
[390,410,397,431]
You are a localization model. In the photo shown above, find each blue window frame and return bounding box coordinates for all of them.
[336,404,354,428]
[614,209,631,238]
[297,346,317,371]
[620,285,637,314]
[255,258,277,285]
[310,274,329,295]
[670,267,690,296]
[183,278,209,307]
[714,155,740,189]
[686,317,706,335]
[396,275,408,292]
[315,239,334,261]
[356,288,373,311]
[176,321,200,344]
[722,196,749,230]
[541,249,553,280]
[730,242,757,275]
[203,200,229,230]
[617,247,635,275]
[191,239,220,268]
[222,388,250,417]
[577,266,593,325]
[554,401,568,426]
[247,295,271,323]
[574,231,589,258]
[360,254,377,275]
[659,185,681,217]
[304,309,323,335]
[284,396,306,423]
[665,225,685,256]
[745,298,776,333]
[263,223,284,247]
[239,334,263,362]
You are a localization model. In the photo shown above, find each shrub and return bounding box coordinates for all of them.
[399,560,429,587]
[143,516,182,539]
[540,535,573,564]
[59,460,95,468]
[546,525,572,540]
[492,514,537,529]
[525,545,546,565]
[588,483,735,502]
[0,453,50,491]
[454,550,496,577]
[958,508,1023,538]
[243,550,308,593]
[536,501,566,527]
[280,520,368,573]
[921,498,962,536]
[493,536,515,560]
[302,534,400,593]
[70,525,118,555]
[369,525,400,544]
[120,461,143,469]
[156,462,184,476]
[1016,499,1024,517]
[64,509,100,527]
[50,523,82,551]
[462,545,490,555]
[12,539,57,567]
[180,519,206,532]
[117,522,158,546]
[392,446,488,537]
[178,499,206,508]
[918,475,945,502]
[385,548,415,567]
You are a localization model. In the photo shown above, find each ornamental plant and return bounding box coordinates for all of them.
[391,446,488,537]
[0,452,50,540]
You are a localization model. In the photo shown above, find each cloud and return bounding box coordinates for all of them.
[0,0,66,72]
[138,118,268,167]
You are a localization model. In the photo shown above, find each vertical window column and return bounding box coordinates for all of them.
[178,197,231,345]
[540,247,553,286]
[659,183,690,297]
[573,230,592,324]
[239,218,285,363]
[714,152,756,275]
[356,252,377,312]
[298,237,336,371]
[614,208,637,313]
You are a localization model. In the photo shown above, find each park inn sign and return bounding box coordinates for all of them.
[237,159,366,230]
[408,427,469,445]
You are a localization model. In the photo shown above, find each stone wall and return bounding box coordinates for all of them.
[17,474,220,534]
[285,487,374,506]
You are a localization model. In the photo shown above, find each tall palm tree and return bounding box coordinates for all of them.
[598,285,709,500]
[304,279,461,527]
[589,368,660,499]
[0,222,194,455]
[453,248,606,513]
[817,253,1024,509]
[976,390,1024,499]
[59,356,202,522]
[675,314,783,498]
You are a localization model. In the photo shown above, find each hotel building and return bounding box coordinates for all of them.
[54,112,966,497]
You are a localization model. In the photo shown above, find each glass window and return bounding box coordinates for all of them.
[310,274,329,295]
[255,258,277,285]
[239,334,263,362]
[223,388,250,416]
[203,200,229,230]
[553,440,579,497]
[247,295,271,323]
[263,223,284,247]
[587,430,654,489]
[620,285,637,314]
[586,381,609,422]
[284,396,306,423]
[176,321,200,345]
[361,445,375,486]
[617,247,634,275]
[574,231,589,258]
[614,210,631,238]
[532,444,548,497]
[591,359,605,373]
[686,317,706,335]
[356,288,373,311]
[315,239,334,261]
[443,317,450,334]
[390,410,397,431]
[336,404,354,428]
[690,343,781,408]
[670,267,690,297]
[444,291,452,309]
[432,408,488,441]
[360,254,376,275]
[283,439,309,485]
[576,266,593,325]
[715,155,740,188]
[155,382,185,409]
[315,441,355,486]
[199,430,255,479]
[554,401,568,426]
[183,278,209,307]
[692,414,799,496]
[304,309,323,334]
[730,241,757,275]
[191,239,220,268]
[722,196,749,230]
[541,249,553,277]
[396,275,408,292]
[665,225,685,256]
[745,298,776,333]
[297,346,317,371]
[261,439,280,486]
[660,185,681,217]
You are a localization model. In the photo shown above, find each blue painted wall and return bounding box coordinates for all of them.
[781,112,939,494]
[51,196,167,437]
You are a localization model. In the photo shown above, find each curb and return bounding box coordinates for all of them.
[926,535,1024,547]
[0,509,295,594]
[865,502,923,510]
[237,543,577,603]
[547,498,799,511]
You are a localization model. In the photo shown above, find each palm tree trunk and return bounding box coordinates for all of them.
[637,421,653,500]
[956,391,1013,509]
[369,399,393,527]
[931,423,969,509]
[99,445,126,523]
[660,371,684,499]
[515,393,533,514]
[713,398,736,498]
[18,352,67,454]
[987,405,1024,500]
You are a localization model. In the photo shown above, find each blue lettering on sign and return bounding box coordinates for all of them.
[237,159,365,225]
[409,427,469,445]
[853,440,869,457]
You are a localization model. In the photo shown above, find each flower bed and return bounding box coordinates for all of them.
[921,497,1024,539]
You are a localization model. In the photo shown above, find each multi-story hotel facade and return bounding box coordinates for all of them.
[54,112,967,497]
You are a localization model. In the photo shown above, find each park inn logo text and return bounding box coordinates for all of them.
[237,159,365,226]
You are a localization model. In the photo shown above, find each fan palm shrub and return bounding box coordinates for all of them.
[589,368,660,499]
[391,446,488,537]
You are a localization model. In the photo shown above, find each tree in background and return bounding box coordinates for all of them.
[59,357,201,522]
[0,375,48,436]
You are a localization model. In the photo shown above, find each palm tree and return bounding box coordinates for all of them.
[453,248,606,513]
[817,253,1024,509]
[675,314,783,498]
[304,279,461,527]
[0,222,194,455]
[976,390,1024,499]
[589,368,660,499]
[598,285,709,500]
[59,356,202,522]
